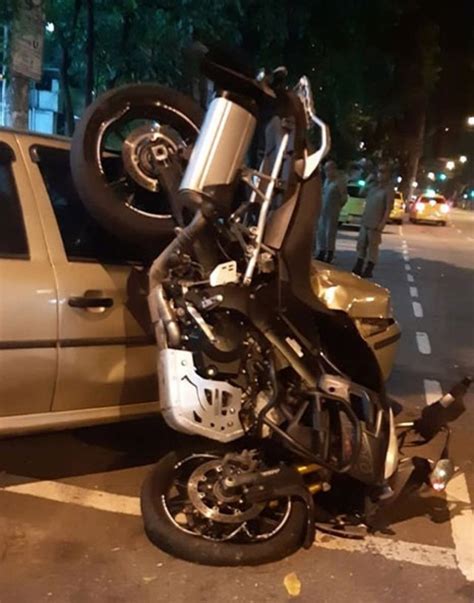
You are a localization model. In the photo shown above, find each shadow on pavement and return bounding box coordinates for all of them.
[0,417,198,483]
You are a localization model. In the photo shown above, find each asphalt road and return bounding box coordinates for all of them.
[0,209,473,603]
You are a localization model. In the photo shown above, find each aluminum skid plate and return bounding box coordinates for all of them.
[158,349,244,443]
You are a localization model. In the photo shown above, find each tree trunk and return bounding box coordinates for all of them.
[60,48,75,136]
[6,74,29,129]
[405,107,426,200]
[85,0,95,106]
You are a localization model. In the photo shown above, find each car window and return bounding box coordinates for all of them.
[0,145,29,259]
[32,145,145,264]
[420,197,445,204]
[347,185,365,198]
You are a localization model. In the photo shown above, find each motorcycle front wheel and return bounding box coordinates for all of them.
[70,84,203,247]
[141,449,308,566]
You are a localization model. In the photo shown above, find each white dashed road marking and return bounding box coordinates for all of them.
[416,332,431,354]
[0,479,462,575]
[423,379,442,404]
[409,286,419,298]
[412,301,423,317]
[405,263,411,271]
[407,274,415,283]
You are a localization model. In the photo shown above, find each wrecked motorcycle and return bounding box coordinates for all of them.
[71,49,471,566]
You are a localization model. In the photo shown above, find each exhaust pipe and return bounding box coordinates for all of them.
[148,210,208,347]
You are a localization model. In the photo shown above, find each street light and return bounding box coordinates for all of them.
[460,155,467,163]
[438,173,447,181]
[446,160,455,170]
[468,116,474,127]
[412,180,418,188]
[427,172,435,180]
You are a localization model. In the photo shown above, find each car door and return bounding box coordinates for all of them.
[0,135,58,419]
[23,139,157,412]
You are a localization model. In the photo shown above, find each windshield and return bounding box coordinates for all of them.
[420,197,446,204]
[347,185,366,198]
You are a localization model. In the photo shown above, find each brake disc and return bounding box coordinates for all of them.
[187,458,265,524]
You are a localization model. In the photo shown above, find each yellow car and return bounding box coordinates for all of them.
[388,191,405,224]
[339,183,404,226]
[339,181,365,226]
[409,193,450,226]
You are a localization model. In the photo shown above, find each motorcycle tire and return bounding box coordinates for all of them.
[141,450,308,566]
[70,84,203,247]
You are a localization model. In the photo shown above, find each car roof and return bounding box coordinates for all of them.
[0,126,70,145]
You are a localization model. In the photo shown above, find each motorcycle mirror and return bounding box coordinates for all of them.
[429,458,455,492]
[415,377,471,440]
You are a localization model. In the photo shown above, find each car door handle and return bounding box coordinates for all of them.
[68,296,114,309]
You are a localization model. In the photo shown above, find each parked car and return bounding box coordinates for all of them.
[339,182,365,226]
[409,193,450,226]
[0,128,400,436]
[339,182,404,226]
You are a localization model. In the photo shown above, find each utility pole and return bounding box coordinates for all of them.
[7,0,44,129]
[1,24,8,126]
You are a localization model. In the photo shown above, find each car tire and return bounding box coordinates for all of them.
[70,84,204,248]
[141,449,308,566]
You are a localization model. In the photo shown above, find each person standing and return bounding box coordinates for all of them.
[316,160,346,263]
[352,163,394,278]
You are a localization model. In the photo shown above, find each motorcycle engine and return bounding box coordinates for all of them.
[158,306,273,443]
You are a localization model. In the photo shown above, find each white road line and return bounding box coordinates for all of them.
[416,332,431,355]
[412,301,423,317]
[445,473,474,582]
[423,379,442,404]
[314,533,457,572]
[421,381,474,582]
[3,480,141,516]
[0,479,461,574]
[405,263,411,271]
[409,286,419,298]
[407,274,415,283]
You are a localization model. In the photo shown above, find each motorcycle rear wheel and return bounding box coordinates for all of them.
[70,84,203,248]
[141,449,308,566]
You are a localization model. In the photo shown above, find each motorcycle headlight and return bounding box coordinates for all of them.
[355,318,394,339]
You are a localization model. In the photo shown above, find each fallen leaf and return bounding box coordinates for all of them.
[283,572,301,597]
[143,576,157,584]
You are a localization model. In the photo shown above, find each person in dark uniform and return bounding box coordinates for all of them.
[316,160,346,263]
[352,163,394,278]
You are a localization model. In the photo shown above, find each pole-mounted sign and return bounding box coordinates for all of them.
[10,0,44,82]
